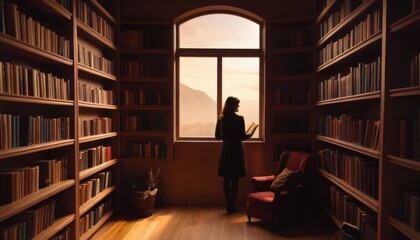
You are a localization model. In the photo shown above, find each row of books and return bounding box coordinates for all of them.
[76,0,115,43]
[79,145,113,172]
[318,8,382,66]
[79,83,114,105]
[50,227,71,240]
[80,171,112,205]
[0,61,70,100]
[272,116,308,134]
[1,1,71,58]
[120,29,169,49]
[403,191,420,232]
[329,185,377,240]
[399,118,420,161]
[318,148,378,199]
[318,57,381,101]
[318,114,380,150]
[79,198,112,237]
[0,114,71,150]
[125,141,167,158]
[122,89,168,106]
[0,156,68,205]
[318,0,362,39]
[0,200,56,240]
[410,52,420,87]
[272,87,310,105]
[77,43,115,75]
[121,60,167,78]
[123,115,167,131]
[79,117,112,138]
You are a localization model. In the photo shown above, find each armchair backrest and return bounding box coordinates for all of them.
[276,151,312,175]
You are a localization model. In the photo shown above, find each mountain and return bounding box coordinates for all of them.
[179,83,217,123]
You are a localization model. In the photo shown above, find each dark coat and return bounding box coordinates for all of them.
[215,113,250,178]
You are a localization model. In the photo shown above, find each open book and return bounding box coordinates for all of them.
[246,122,259,136]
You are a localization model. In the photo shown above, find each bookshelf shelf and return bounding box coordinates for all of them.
[79,102,118,110]
[79,132,118,143]
[80,159,118,180]
[80,208,116,240]
[316,32,382,72]
[389,86,420,98]
[80,186,116,215]
[316,91,380,105]
[387,155,420,172]
[78,65,117,81]
[319,169,378,211]
[87,0,116,24]
[25,0,72,20]
[0,180,75,222]
[389,9,420,33]
[0,140,74,160]
[0,94,74,106]
[388,216,420,240]
[32,214,75,240]
[317,135,379,158]
[76,20,117,50]
[0,34,73,66]
[316,0,377,46]
[315,0,337,23]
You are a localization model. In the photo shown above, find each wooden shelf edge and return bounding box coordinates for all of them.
[80,208,116,240]
[387,155,420,172]
[389,9,420,33]
[39,0,72,20]
[88,0,116,24]
[80,159,118,181]
[32,214,75,240]
[316,92,380,105]
[79,102,117,110]
[0,139,75,160]
[79,133,118,143]
[0,94,74,106]
[389,86,420,97]
[76,20,116,50]
[316,0,337,24]
[80,186,116,215]
[78,64,117,81]
[388,215,420,240]
[0,34,73,66]
[0,180,75,222]
[316,135,379,158]
[319,169,378,212]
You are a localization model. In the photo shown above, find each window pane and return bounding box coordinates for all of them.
[222,57,260,138]
[179,57,217,137]
[179,14,259,49]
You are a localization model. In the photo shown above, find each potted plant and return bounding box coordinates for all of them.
[131,167,160,217]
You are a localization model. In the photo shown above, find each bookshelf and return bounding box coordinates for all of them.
[382,0,420,239]
[315,0,420,239]
[266,15,315,161]
[0,0,118,239]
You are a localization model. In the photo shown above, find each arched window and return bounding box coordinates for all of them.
[176,8,263,140]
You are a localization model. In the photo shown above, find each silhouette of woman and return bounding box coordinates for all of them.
[215,96,252,213]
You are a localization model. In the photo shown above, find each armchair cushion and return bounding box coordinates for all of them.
[270,168,301,190]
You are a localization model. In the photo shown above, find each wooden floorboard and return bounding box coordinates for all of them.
[91,205,339,240]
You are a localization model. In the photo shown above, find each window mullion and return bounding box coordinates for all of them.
[217,56,223,118]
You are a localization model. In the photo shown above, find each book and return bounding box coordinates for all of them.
[246,122,259,136]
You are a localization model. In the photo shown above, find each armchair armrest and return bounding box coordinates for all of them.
[250,175,275,192]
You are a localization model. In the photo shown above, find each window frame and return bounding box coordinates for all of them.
[174,8,265,142]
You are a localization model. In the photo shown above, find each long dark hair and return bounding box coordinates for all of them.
[219,96,240,118]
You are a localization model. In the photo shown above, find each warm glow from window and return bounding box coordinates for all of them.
[177,13,261,139]
[179,14,259,49]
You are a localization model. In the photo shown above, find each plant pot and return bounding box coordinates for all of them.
[131,190,157,217]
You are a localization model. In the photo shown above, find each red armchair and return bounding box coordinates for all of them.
[245,150,312,228]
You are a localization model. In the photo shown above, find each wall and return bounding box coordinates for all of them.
[119,0,313,206]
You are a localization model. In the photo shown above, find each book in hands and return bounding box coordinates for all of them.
[246,122,259,136]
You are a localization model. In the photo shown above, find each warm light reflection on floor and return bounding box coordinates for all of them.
[123,214,173,240]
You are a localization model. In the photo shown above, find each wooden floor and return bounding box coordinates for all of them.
[91,205,339,240]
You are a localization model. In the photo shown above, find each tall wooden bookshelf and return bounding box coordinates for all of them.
[266,15,315,161]
[315,0,420,239]
[0,0,118,239]
[117,19,174,208]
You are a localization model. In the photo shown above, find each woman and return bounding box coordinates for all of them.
[215,96,252,213]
